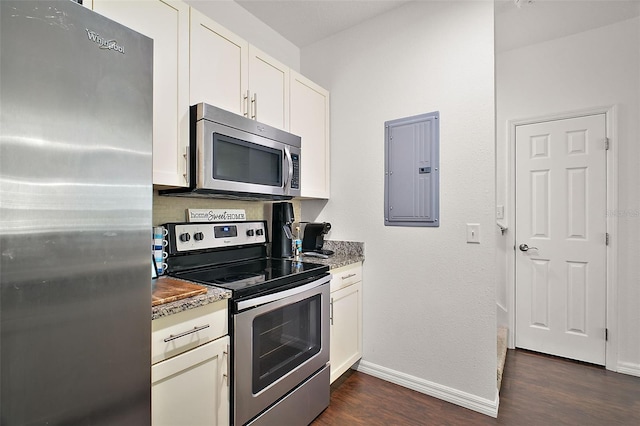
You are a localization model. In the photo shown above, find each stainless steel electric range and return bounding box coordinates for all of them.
[162,220,331,426]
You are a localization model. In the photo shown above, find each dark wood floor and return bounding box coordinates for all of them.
[312,349,640,425]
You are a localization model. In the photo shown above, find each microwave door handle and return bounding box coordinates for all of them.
[284,147,293,189]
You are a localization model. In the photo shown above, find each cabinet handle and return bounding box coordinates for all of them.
[223,344,230,386]
[251,93,257,120]
[243,90,250,117]
[341,273,356,280]
[163,324,210,342]
[329,297,334,325]
[183,145,189,183]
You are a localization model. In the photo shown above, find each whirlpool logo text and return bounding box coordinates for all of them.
[85,29,125,54]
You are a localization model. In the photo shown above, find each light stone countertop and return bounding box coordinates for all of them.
[298,240,364,269]
[298,253,364,270]
[151,287,231,320]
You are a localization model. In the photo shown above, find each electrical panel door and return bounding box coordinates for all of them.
[384,111,439,227]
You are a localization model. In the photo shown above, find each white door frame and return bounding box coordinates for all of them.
[505,105,618,372]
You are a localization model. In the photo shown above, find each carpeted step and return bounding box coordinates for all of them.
[497,326,508,391]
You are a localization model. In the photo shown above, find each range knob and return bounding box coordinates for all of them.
[179,232,191,242]
[194,232,204,241]
[246,229,255,237]
[256,229,264,236]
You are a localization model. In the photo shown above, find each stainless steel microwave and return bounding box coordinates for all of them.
[161,103,301,200]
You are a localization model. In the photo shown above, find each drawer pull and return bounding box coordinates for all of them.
[341,273,357,280]
[163,324,210,342]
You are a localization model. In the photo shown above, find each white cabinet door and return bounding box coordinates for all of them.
[92,0,190,187]
[248,46,289,130]
[330,280,362,383]
[152,335,229,426]
[190,8,249,116]
[290,71,330,199]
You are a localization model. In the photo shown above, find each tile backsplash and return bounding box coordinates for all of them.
[153,190,301,225]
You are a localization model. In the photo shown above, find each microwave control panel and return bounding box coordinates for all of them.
[291,153,300,189]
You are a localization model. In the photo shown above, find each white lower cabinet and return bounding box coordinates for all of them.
[330,263,363,383]
[151,301,229,426]
[152,335,229,426]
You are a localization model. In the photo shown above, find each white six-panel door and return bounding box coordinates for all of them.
[515,114,607,365]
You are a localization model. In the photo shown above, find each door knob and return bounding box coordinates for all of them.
[519,243,538,252]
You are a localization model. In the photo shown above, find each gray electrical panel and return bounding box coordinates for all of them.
[384,111,440,227]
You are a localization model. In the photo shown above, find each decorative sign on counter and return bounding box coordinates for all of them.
[186,209,246,222]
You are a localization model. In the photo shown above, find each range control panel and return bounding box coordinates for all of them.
[164,221,267,253]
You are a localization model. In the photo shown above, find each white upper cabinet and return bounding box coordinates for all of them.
[190,9,290,131]
[290,71,330,199]
[92,0,190,187]
[89,1,330,195]
[190,8,249,116]
[248,46,290,130]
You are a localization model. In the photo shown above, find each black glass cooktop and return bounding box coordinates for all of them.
[173,257,329,299]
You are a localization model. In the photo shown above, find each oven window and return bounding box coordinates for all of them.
[212,133,282,187]
[252,294,321,394]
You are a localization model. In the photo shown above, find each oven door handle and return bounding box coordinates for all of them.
[236,274,331,311]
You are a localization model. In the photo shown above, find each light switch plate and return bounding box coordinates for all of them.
[467,223,480,243]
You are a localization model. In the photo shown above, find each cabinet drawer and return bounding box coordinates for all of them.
[152,300,228,365]
[330,263,362,293]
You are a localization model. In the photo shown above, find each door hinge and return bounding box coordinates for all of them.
[606,233,610,246]
[605,328,609,341]
[605,138,610,150]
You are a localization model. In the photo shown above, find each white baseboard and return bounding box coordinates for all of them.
[355,360,499,418]
[617,361,640,377]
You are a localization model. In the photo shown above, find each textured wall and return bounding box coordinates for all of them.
[496,16,640,371]
[301,1,497,403]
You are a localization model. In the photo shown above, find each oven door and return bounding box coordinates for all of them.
[233,275,330,426]
[197,119,301,198]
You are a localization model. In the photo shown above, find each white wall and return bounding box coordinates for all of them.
[496,16,640,373]
[184,0,300,71]
[301,0,497,409]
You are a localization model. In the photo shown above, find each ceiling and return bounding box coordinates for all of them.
[233,0,640,50]
[235,0,411,48]
[495,0,640,52]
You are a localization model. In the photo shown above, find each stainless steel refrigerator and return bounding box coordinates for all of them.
[0,1,153,424]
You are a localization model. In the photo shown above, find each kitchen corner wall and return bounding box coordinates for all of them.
[301,0,497,411]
